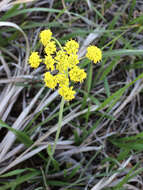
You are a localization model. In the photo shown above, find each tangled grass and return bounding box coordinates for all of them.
[0,0,143,189]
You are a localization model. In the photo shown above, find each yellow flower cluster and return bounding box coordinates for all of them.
[39,29,52,46]
[29,52,42,68]
[86,46,102,64]
[28,29,102,101]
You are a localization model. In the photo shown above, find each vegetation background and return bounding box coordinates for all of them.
[0,0,143,189]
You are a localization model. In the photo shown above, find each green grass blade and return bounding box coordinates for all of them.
[0,171,40,190]
[1,8,62,21]
[0,119,33,147]
[103,49,143,57]
[97,72,143,111]
[0,169,27,178]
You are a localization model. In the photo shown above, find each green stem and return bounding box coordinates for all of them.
[46,96,65,173]
[52,37,63,51]
[52,96,65,155]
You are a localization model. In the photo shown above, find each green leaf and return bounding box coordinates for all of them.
[1,4,20,21]
[100,57,120,81]
[117,149,130,161]
[0,8,62,21]
[0,169,27,178]
[68,165,81,179]
[129,14,143,25]
[0,171,40,190]
[97,72,143,111]
[0,119,33,147]
[103,49,143,57]
[47,145,60,171]
[104,77,110,97]
[124,61,143,70]
[46,180,71,187]
[114,164,143,189]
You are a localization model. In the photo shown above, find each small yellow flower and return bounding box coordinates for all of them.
[28,52,42,68]
[55,50,69,72]
[45,41,56,55]
[68,54,79,68]
[69,66,87,83]
[44,72,57,89]
[56,73,69,87]
[55,50,66,61]
[44,55,55,71]
[40,29,52,46]
[58,86,76,101]
[64,40,79,55]
[86,45,102,64]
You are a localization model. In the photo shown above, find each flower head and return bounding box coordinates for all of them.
[40,29,52,46]
[58,86,76,101]
[44,55,55,71]
[68,54,79,69]
[55,50,66,61]
[28,52,42,68]
[64,39,79,55]
[69,66,87,83]
[55,50,69,73]
[86,46,102,64]
[56,74,69,87]
[45,41,56,55]
[44,72,57,89]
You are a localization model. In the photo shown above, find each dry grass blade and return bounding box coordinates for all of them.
[91,156,132,190]
[0,22,30,122]
[0,75,36,84]
[0,87,45,161]
[113,80,143,116]
[57,146,102,157]
[0,22,30,68]
[0,0,12,11]
[0,0,35,11]
[0,90,58,164]
[0,51,11,78]
[12,0,35,4]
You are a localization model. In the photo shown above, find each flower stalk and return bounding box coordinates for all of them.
[28,29,102,172]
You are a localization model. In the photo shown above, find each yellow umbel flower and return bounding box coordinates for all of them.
[55,50,66,61]
[44,55,55,71]
[40,29,52,46]
[28,52,42,68]
[86,46,102,64]
[44,72,57,89]
[68,54,79,69]
[58,86,76,101]
[56,74,69,87]
[69,66,87,83]
[28,29,92,101]
[55,50,69,73]
[45,41,56,55]
[64,40,79,54]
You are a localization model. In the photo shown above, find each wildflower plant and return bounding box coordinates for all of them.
[28,29,102,164]
[29,29,102,101]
